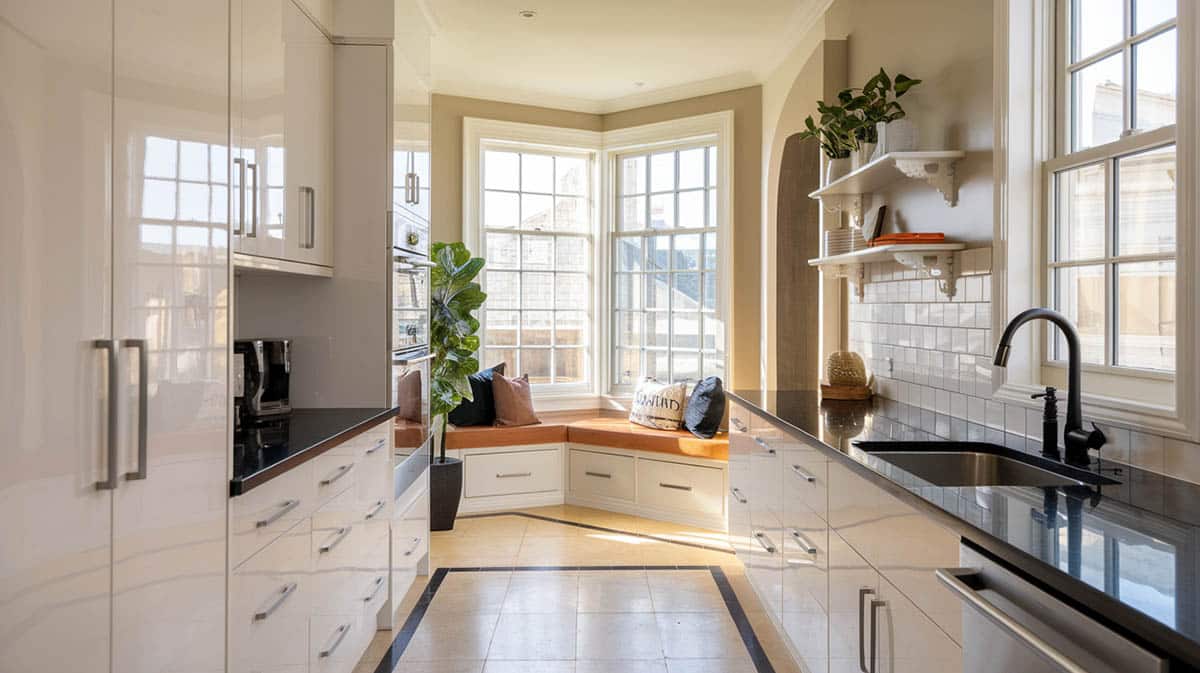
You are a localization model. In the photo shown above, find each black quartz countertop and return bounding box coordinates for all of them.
[731,389,1200,670]
[231,407,398,496]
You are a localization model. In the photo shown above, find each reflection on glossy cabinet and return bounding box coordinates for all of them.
[781,439,829,673]
[285,0,333,266]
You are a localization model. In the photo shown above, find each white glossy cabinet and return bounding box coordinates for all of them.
[2,1,230,671]
[233,0,333,271]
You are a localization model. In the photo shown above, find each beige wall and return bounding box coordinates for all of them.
[431,88,764,390]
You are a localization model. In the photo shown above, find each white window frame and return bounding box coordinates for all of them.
[994,0,1200,440]
[463,112,734,409]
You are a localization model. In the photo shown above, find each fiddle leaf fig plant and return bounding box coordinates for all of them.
[430,241,487,462]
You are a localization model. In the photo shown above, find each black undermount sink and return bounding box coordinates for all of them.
[852,441,1120,488]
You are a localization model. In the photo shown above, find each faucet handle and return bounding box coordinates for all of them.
[1085,422,1106,450]
[1031,386,1057,400]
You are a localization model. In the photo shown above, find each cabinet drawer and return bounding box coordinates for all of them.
[230,520,312,673]
[393,487,429,572]
[569,449,635,502]
[783,445,828,522]
[310,615,369,673]
[312,453,359,505]
[231,463,316,567]
[636,458,724,515]
[729,400,751,434]
[464,449,561,498]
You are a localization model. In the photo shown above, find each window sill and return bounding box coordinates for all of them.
[993,381,1192,440]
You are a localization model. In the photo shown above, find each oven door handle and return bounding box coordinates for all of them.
[395,255,436,268]
[394,353,435,366]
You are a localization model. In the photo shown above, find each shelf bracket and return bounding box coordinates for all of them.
[819,194,864,226]
[893,251,958,298]
[893,157,959,206]
[848,263,866,300]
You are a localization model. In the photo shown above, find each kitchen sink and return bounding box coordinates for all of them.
[852,441,1119,488]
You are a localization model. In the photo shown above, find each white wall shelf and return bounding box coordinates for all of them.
[809,151,966,224]
[808,243,967,299]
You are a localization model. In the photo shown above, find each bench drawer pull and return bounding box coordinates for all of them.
[496,471,532,479]
[585,471,612,479]
[659,482,693,492]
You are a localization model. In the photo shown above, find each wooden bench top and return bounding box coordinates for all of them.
[438,412,728,461]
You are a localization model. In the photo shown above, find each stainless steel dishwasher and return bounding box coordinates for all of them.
[938,545,1169,673]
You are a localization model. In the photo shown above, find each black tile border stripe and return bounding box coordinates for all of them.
[372,564,777,673]
[458,510,736,555]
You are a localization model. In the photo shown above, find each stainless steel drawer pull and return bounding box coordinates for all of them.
[320,463,353,486]
[659,482,693,492]
[122,338,148,481]
[754,531,777,553]
[247,162,259,238]
[585,471,612,479]
[318,526,351,553]
[729,487,747,504]
[858,587,876,673]
[496,472,532,479]
[94,339,119,491]
[366,437,386,454]
[935,568,1093,673]
[362,575,385,603]
[403,536,422,556]
[318,623,351,658]
[730,417,747,432]
[255,499,300,528]
[790,464,817,483]
[253,582,297,621]
[753,436,776,454]
[869,598,886,673]
[364,500,386,520]
[789,529,818,554]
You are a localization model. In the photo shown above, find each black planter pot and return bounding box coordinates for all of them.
[429,457,463,531]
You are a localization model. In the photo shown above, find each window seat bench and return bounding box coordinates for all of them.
[432,411,729,529]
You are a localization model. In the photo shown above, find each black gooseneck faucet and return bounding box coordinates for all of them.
[993,308,1105,467]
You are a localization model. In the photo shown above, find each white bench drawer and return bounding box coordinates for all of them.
[464,448,561,498]
[636,458,724,516]
[569,449,635,502]
[229,520,311,673]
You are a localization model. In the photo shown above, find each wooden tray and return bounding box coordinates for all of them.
[820,382,873,400]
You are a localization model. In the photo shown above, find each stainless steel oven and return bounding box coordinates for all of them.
[392,347,432,451]
[393,252,431,351]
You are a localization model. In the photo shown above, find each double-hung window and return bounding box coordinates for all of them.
[478,146,594,390]
[612,145,724,389]
[1047,0,1178,375]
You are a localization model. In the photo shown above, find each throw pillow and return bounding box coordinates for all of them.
[448,363,506,427]
[683,376,726,439]
[492,373,540,427]
[629,378,687,430]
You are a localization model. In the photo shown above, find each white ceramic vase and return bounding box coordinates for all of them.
[852,142,877,169]
[877,119,919,154]
[825,157,851,184]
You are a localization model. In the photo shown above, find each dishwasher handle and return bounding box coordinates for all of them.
[936,567,1091,673]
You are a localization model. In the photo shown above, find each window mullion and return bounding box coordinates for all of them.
[1105,157,1116,367]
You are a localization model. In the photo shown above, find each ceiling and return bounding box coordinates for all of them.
[421,0,822,114]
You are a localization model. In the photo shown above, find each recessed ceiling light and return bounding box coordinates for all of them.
[518,9,536,18]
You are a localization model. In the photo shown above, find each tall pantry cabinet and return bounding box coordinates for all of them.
[1,0,230,671]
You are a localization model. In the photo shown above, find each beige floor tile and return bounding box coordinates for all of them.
[400,612,500,662]
[664,658,758,673]
[428,572,512,614]
[576,661,668,673]
[647,571,727,612]
[433,536,522,567]
[482,661,576,673]
[522,517,589,537]
[502,573,580,613]
[393,662,486,673]
[577,572,654,613]
[515,536,643,566]
[655,612,748,659]
[454,515,531,537]
[577,612,664,660]
[487,612,578,660]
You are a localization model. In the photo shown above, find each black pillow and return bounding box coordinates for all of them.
[448,363,506,427]
[684,376,726,439]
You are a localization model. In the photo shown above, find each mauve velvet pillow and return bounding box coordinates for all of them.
[492,373,540,427]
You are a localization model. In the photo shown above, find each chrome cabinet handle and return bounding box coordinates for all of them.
[403,535,422,556]
[318,623,351,658]
[753,436,775,454]
[789,529,818,555]
[406,173,416,204]
[790,464,816,483]
[122,338,148,481]
[94,339,119,490]
[413,173,421,204]
[858,587,876,673]
[869,598,886,673]
[935,567,1092,673]
[730,417,746,432]
[366,437,386,454]
[729,487,747,504]
[320,463,353,486]
[364,500,386,520]
[255,498,300,528]
[496,472,532,479]
[362,575,385,603]
[299,185,315,249]
[754,531,776,554]
[584,471,611,479]
[233,157,246,235]
[253,582,297,621]
[247,162,258,237]
[659,482,693,492]
[319,526,352,553]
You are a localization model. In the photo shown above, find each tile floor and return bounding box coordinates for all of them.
[355,505,801,673]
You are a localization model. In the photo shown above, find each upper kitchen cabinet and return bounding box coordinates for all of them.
[233,0,333,274]
[392,46,430,255]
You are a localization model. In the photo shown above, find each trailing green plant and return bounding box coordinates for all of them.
[797,95,861,159]
[429,241,487,463]
[796,69,922,156]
